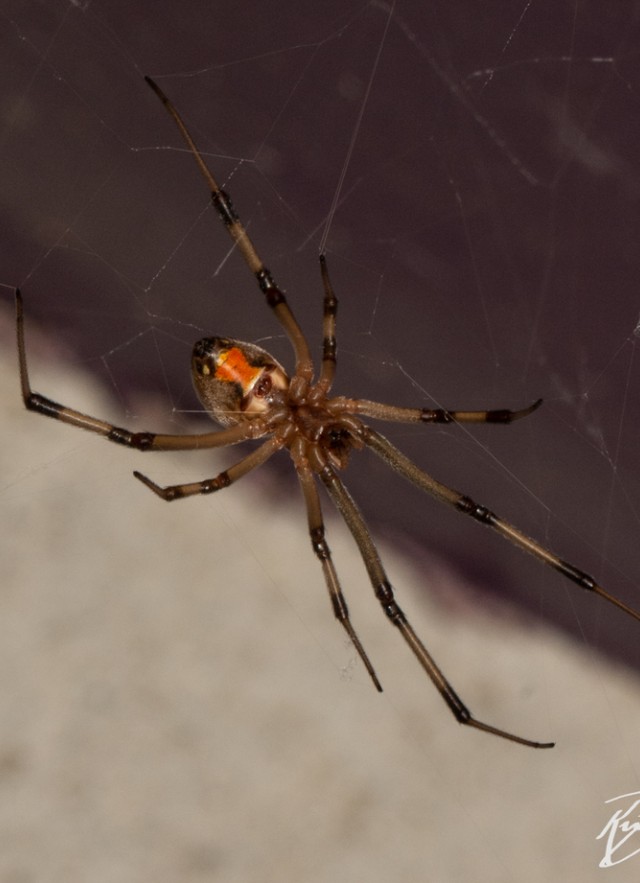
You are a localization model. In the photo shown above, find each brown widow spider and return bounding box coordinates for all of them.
[15,76,640,749]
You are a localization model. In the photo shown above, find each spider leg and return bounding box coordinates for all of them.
[318,463,553,748]
[317,254,338,392]
[364,426,640,623]
[145,77,313,383]
[295,456,382,690]
[348,396,543,425]
[134,436,281,501]
[16,290,260,452]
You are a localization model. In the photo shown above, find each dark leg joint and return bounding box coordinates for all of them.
[453,706,471,725]
[108,428,155,450]
[375,580,394,605]
[25,393,63,419]
[310,526,330,560]
[375,582,406,625]
[383,602,406,625]
[162,487,183,501]
[456,496,496,525]
[211,190,239,227]
[420,408,454,424]
[256,268,285,307]
[554,559,596,592]
[322,341,337,362]
[487,409,517,423]
[202,472,231,493]
[331,593,349,621]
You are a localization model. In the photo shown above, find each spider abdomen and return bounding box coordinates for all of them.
[191,336,289,426]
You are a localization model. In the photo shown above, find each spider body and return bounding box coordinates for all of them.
[14,76,640,750]
[192,333,363,473]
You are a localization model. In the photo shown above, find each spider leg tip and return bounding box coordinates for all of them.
[144,76,165,102]
[522,397,543,418]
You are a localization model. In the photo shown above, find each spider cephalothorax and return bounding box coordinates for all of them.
[15,75,640,750]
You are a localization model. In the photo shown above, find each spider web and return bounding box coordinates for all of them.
[1,1,640,880]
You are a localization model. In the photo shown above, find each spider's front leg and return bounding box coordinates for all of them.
[145,76,314,380]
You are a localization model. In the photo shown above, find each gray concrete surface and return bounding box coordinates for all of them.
[2,309,640,882]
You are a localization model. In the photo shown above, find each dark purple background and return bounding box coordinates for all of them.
[2,0,640,665]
